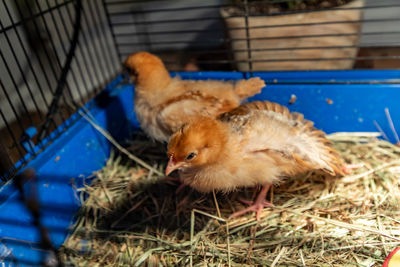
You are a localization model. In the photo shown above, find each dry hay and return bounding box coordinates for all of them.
[59,132,400,266]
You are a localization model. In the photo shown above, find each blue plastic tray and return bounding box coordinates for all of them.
[1,70,399,265]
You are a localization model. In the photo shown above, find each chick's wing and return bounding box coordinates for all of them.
[158,90,238,134]
[218,101,343,175]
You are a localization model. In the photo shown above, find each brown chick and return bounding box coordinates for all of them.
[124,52,265,142]
[166,101,344,220]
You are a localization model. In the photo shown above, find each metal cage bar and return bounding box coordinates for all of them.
[0,0,120,181]
[104,0,400,71]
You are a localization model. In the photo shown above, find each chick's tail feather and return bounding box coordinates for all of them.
[234,77,266,101]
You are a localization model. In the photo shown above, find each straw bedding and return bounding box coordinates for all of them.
[59,132,400,266]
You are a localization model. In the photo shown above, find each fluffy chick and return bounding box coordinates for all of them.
[124,52,265,142]
[166,101,344,220]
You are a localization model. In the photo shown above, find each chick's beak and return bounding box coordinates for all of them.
[165,156,184,176]
[122,64,137,82]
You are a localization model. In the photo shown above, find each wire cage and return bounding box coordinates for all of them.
[0,0,120,181]
[106,0,400,71]
[2,0,400,181]
[0,0,400,265]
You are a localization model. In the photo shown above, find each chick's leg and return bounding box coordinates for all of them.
[161,176,187,193]
[230,184,274,221]
[341,163,364,174]
[162,176,181,183]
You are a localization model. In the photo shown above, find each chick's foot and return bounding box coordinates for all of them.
[230,184,274,221]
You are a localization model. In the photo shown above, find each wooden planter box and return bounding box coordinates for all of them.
[221,0,364,71]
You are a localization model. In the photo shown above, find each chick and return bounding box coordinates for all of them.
[124,52,265,142]
[166,101,343,220]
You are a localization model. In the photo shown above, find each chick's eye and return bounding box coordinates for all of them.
[124,66,132,73]
[186,152,196,161]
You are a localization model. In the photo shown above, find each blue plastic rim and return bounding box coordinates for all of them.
[1,70,399,266]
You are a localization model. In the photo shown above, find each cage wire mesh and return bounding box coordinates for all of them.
[106,0,400,71]
[0,0,120,181]
[1,0,400,181]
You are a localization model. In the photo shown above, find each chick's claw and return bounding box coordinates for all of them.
[231,184,274,221]
[175,183,187,194]
[230,199,274,221]
[161,176,181,183]
[341,163,364,174]
[161,176,187,193]
[238,197,255,206]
